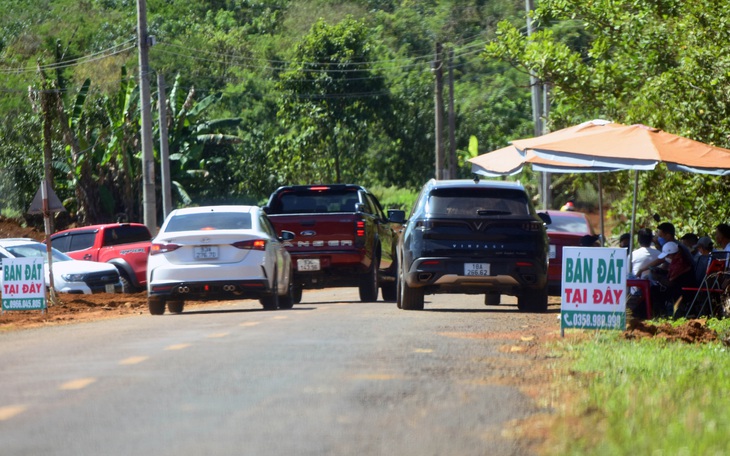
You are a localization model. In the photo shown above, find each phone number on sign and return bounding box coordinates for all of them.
[570,312,622,328]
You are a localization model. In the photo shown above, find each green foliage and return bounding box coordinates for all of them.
[554,333,730,455]
[368,185,418,214]
[484,0,730,232]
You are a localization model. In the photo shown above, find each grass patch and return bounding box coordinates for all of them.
[551,325,730,455]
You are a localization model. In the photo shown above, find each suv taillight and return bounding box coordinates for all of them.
[232,239,267,250]
[150,242,181,255]
[522,221,545,232]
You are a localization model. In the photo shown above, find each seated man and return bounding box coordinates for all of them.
[654,242,697,317]
[693,236,714,285]
[625,229,660,319]
[631,229,660,279]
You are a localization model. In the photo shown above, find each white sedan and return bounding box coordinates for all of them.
[0,238,121,294]
[146,205,294,315]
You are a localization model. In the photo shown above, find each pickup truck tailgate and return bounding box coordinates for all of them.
[269,214,361,253]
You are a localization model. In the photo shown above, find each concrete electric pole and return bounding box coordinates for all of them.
[137,0,157,232]
[433,42,445,180]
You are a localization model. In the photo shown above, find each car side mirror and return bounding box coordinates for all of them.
[279,230,295,241]
[262,206,271,215]
[354,203,365,213]
[538,212,552,225]
[387,209,406,224]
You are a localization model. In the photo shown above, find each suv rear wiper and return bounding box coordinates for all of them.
[477,210,511,216]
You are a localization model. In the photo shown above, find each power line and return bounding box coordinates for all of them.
[0,41,137,75]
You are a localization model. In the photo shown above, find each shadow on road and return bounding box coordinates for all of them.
[176,307,317,316]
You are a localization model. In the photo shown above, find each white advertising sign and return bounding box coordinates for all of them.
[2,258,46,311]
[561,247,627,330]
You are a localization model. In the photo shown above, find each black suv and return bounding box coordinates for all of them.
[397,179,551,311]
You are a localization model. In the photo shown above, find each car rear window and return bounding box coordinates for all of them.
[274,190,359,214]
[426,188,530,217]
[165,212,252,232]
[103,225,152,246]
[546,214,591,233]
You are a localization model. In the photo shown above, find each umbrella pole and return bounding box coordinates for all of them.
[628,170,639,263]
[598,174,605,246]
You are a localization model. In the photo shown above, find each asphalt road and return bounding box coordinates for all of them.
[0,289,554,456]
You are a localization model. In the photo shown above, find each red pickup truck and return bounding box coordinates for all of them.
[263,185,406,303]
[49,223,152,292]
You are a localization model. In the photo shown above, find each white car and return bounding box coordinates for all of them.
[0,238,121,294]
[146,205,294,315]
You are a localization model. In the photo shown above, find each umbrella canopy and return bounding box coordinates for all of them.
[511,120,730,175]
[469,144,618,176]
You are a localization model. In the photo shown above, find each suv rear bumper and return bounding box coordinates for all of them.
[404,256,546,295]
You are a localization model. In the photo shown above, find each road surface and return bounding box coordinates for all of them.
[0,288,556,456]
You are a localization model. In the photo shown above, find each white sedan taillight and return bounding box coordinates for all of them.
[150,242,182,255]
[232,239,267,250]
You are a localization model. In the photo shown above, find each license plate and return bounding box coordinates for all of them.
[105,283,115,293]
[464,263,490,276]
[549,244,557,259]
[194,246,219,260]
[298,259,320,271]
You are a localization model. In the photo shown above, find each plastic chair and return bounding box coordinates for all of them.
[682,251,730,317]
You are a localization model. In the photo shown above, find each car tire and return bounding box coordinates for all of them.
[517,287,548,313]
[484,292,501,306]
[400,267,424,311]
[148,297,165,315]
[278,273,295,310]
[119,273,136,293]
[259,273,279,310]
[359,255,380,302]
[167,300,184,314]
[395,265,403,309]
[292,284,303,304]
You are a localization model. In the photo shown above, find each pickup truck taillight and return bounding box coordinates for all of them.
[150,242,181,255]
[232,239,267,250]
[355,220,366,238]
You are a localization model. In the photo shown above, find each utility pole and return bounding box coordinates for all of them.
[433,42,445,180]
[157,73,172,219]
[526,0,549,209]
[137,0,157,232]
[447,48,457,179]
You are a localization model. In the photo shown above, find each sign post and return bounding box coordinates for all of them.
[561,247,627,335]
[27,178,65,306]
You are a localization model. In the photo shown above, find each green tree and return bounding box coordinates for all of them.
[275,16,388,184]
[483,0,730,233]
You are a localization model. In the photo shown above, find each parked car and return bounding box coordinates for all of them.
[263,184,405,303]
[49,223,152,292]
[0,238,121,294]
[544,210,596,295]
[146,205,295,315]
[397,179,551,312]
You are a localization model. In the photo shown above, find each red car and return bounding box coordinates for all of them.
[545,210,597,295]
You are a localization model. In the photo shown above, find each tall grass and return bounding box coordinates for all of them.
[552,322,730,455]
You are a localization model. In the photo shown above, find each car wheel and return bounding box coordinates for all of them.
[167,300,184,314]
[400,268,424,311]
[484,292,500,306]
[119,273,136,293]
[292,284,303,304]
[259,272,279,310]
[278,273,295,310]
[148,297,165,315]
[517,287,548,313]
[359,256,380,302]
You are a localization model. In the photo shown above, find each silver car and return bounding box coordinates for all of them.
[146,205,294,315]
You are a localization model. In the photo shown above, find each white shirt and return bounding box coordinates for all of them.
[631,246,661,278]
